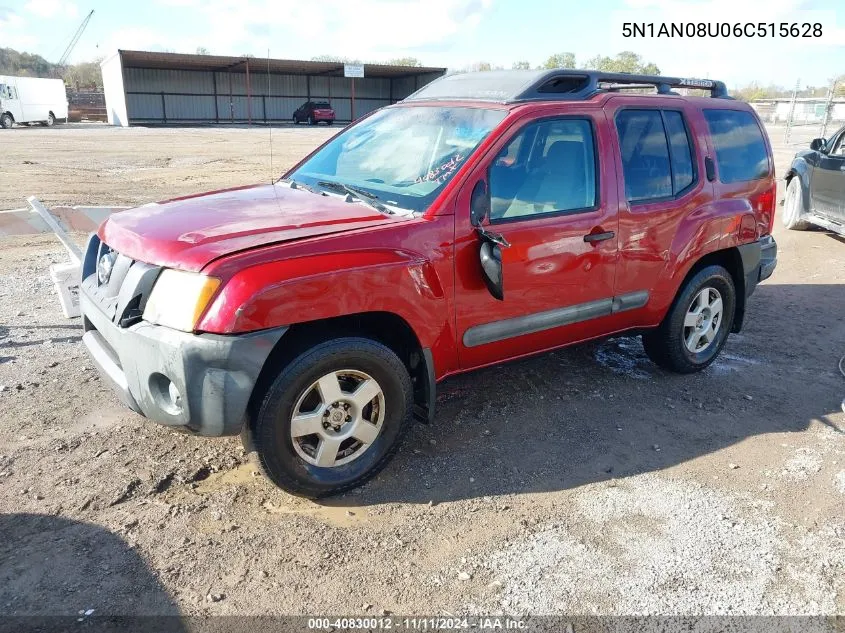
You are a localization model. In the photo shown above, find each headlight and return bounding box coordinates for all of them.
[143,269,221,332]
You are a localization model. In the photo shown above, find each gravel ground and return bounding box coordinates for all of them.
[0,124,843,621]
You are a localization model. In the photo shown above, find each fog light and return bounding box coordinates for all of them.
[149,373,183,416]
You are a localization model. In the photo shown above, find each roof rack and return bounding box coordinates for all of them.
[404,69,731,103]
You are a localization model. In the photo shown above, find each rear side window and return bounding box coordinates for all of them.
[616,110,672,202]
[703,109,769,183]
[664,111,694,193]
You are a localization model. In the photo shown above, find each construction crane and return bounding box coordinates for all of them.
[57,9,94,67]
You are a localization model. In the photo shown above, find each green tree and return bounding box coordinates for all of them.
[311,55,361,63]
[0,47,55,76]
[62,58,104,91]
[583,51,659,75]
[512,60,531,70]
[540,53,576,69]
[196,47,210,55]
[386,57,421,67]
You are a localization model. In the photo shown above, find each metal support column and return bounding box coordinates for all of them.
[212,72,219,123]
[245,57,252,125]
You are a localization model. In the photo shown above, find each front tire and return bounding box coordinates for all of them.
[642,265,736,374]
[252,337,413,498]
[0,113,13,129]
[782,177,811,230]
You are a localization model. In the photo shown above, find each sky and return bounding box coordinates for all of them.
[1,0,843,89]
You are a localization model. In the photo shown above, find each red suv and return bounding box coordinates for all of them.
[80,70,777,497]
[292,100,335,125]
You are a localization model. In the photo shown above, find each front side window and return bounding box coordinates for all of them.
[489,118,597,222]
[703,109,769,183]
[289,105,506,213]
[829,131,845,156]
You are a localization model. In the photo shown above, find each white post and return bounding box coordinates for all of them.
[26,196,82,265]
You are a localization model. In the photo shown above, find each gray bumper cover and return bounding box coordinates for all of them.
[80,291,286,436]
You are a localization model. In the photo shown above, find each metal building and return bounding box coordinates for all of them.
[100,50,446,127]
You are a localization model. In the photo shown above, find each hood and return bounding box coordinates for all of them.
[99,183,405,271]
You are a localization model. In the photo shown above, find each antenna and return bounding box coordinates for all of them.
[268,48,274,184]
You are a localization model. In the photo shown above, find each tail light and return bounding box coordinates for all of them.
[755,183,777,236]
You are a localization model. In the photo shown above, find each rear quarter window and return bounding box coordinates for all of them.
[703,109,769,183]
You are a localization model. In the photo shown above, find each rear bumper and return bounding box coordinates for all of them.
[80,290,286,436]
[732,235,776,333]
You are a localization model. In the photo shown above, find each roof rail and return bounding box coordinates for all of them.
[404,69,731,103]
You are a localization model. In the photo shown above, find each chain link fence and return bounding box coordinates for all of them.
[750,79,844,148]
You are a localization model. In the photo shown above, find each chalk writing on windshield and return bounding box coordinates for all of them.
[414,154,465,185]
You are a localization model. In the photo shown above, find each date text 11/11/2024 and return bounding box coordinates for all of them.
[307,617,528,630]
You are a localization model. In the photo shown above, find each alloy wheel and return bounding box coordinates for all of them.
[683,286,724,353]
[289,369,385,468]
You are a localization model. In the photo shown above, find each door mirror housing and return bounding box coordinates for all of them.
[470,180,490,227]
[810,138,826,152]
[479,241,504,301]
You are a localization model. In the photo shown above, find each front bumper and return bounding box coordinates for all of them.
[80,289,286,436]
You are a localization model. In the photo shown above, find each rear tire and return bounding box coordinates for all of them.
[252,337,413,498]
[0,113,13,129]
[782,177,811,230]
[642,265,736,374]
[46,113,55,126]
[292,115,299,124]
[309,115,316,125]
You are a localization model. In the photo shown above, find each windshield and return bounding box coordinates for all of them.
[287,105,506,212]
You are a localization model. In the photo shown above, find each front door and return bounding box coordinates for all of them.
[454,109,621,369]
[1,82,23,122]
[811,129,845,221]
[810,130,845,223]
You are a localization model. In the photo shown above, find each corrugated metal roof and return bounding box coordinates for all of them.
[114,50,446,79]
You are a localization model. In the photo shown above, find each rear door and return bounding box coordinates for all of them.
[454,106,621,369]
[811,128,845,221]
[604,97,713,324]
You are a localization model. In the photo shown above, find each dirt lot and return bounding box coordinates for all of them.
[0,122,336,210]
[0,123,844,621]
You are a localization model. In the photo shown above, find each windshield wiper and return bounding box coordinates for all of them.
[317,180,393,215]
[279,178,325,196]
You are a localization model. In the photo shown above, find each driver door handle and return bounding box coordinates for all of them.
[584,230,615,243]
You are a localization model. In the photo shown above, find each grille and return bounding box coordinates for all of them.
[81,236,161,328]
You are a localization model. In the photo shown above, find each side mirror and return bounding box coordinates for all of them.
[810,138,826,152]
[470,180,490,226]
[479,241,504,301]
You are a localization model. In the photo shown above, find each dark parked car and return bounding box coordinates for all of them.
[293,101,335,125]
[783,125,845,234]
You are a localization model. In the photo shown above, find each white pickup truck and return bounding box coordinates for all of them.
[0,75,68,128]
